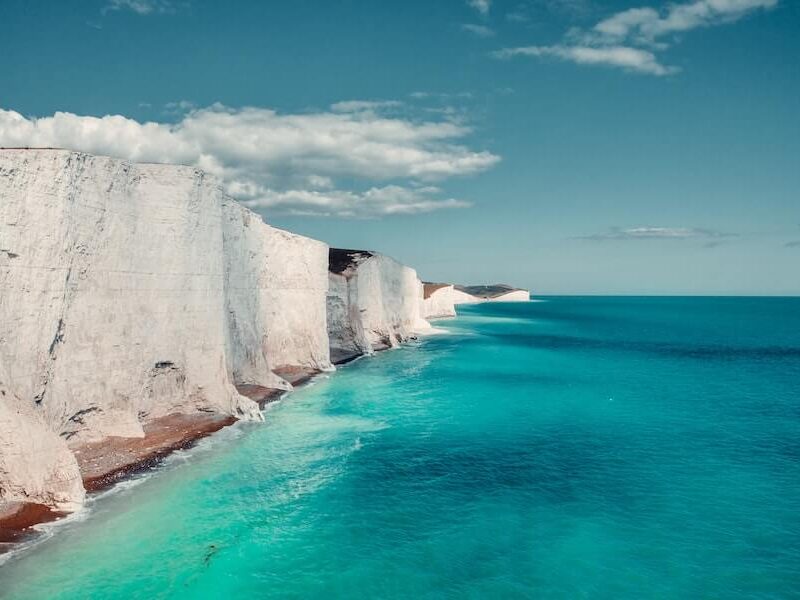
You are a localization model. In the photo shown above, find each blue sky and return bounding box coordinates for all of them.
[1,0,798,294]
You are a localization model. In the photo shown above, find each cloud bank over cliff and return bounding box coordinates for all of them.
[0,103,499,217]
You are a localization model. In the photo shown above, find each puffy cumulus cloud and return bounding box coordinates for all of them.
[576,226,737,241]
[494,0,778,75]
[0,109,195,164]
[0,104,498,218]
[493,45,673,75]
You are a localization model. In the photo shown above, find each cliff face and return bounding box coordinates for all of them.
[0,150,258,441]
[484,289,530,302]
[421,283,457,319]
[0,364,84,512]
[222,200,332,390]
[327,249,429,364]
[451,288,484,305]
[0,149,330,510]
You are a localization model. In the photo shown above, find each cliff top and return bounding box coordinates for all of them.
[422,282,452,299]
[0,147,201,171]
[329,248,375,274]
[455,284,526,298]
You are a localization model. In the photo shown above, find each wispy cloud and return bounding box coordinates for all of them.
[461,23,496,37]
[576,226,736,241]
[507,0,595,22]
[493,44,672,75]
[103,0,182,15]
[163,100,196,114]
[330,100,403,113]
[409,91,474,100]
[494,0,778,75]
[0,102,498,218]
[506,11,529,23]
[592,0,777,45]
[467,0,492,15]
[241,185,471,219]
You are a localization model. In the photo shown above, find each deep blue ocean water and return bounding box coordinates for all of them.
[1,297,799,599]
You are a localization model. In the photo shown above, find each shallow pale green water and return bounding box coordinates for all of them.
[2,297,799,598]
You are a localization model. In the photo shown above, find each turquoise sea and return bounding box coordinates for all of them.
[2,297,800,599]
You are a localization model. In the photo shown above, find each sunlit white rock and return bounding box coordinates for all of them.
[327,250,430,363]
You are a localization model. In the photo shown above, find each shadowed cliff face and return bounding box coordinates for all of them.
[328,248,375,276]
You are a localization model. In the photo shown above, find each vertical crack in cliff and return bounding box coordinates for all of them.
[47,318,66,356]
[34,154,113,431]
[34,155,86,405]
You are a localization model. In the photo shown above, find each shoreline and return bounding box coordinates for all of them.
[0,322,462,560]
[0,329,448,556]
[0,369,318,555]
[0,319,483,554]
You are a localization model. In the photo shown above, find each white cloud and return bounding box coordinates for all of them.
[240,185,471,218]
[103,0,181,15]
[493,45,673,75]
[163,100,196,114]
[594,0,778,44]
[409,91,474,100]
[0,104,498,218]
[577,226,736,240]
[467,0,491,15]
[494,0,778,75]
[461,24,496,37]
[329,100,403,113]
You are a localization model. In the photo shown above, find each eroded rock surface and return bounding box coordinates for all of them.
[421,283,457,319]
[327,249,429,364]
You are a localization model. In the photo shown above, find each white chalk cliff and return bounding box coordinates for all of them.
[451,288,484,305]
[0,149,328,510]
[453,284,530,304]
[222,199,332,391]
[421,283,457,319]
[327,249,429,363]
[0,148,528,521]
[0,363,84,512]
